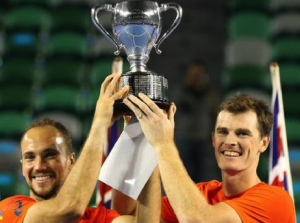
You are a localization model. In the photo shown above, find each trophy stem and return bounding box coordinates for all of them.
[128,54,149,72]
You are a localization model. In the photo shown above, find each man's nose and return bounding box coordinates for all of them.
[34,157,48,170]
[224,133,238,147]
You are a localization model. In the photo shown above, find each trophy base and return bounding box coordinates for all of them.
[114,99,170,116]
[113,70,170,116]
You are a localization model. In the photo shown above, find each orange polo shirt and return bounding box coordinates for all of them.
[162,180,296,223]
[0,195,119,223]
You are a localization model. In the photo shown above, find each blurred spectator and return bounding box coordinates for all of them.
[174,60,218,182]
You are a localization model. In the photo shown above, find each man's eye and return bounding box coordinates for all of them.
[237,132,248,136]
[46,153,57,159]
[25,156,34,161]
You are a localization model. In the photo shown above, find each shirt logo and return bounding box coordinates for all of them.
[14,201,22,216]
[0,211,3,220]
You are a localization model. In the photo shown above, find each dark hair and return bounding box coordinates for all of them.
[215,94,273,137]
[23,117,73,153]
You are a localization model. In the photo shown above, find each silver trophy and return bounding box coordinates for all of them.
[92,1,182,114]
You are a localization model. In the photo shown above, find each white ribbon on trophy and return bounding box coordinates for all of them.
[99,117,157,200]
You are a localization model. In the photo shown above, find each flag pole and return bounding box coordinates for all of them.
[270,62,294,200]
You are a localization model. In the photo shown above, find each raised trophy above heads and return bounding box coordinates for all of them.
[91,1,182,115]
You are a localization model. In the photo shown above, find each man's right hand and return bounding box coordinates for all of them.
[94,74,129,128]
[123,93,176,151]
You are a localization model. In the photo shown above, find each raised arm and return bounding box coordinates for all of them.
[134,166,161,223]
[23,74,129,223]
[123,93,242,223]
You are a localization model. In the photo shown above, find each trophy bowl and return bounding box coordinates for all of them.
[92,1,182,115]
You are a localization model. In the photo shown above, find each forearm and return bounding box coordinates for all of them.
[156,143,208,223]
[135,167,161,223]
[57,120,106,211]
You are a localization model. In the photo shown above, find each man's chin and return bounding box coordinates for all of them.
[30,185,60,200]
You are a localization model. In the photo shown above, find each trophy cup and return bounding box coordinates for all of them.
[91,1,182,114]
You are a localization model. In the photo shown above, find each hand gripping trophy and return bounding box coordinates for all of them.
[92,1,182,114]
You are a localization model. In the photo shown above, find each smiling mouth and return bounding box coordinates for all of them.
[222,151,241,157]
[33,176,53,183]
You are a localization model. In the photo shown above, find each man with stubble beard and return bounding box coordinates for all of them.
[0,73,161,223]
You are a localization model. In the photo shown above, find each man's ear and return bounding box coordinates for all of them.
[259,134,270,153]
[21,160,25,177]
[212,131,215,148]
[69,152,76,168]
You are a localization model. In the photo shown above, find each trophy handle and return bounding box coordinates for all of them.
[154,3,183,54]
[91,4,123,55]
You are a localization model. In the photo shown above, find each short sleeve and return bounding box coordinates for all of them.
[104,208,120,223]
[161,196,179,223]
[0,196,36,223]
[224,185,296,223]
[81,206,119,223]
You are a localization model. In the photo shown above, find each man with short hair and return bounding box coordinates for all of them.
[0,73,161,223]
[124,93,296,223]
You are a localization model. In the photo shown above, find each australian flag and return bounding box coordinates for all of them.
[269,63,294,200]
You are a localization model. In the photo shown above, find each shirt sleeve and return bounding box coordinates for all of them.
[161,182,215,223]
[83,206,120,223]
[0,196,36,223]
[104,208,120,223]
[161,196,179,223]
[224,185,296,223]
